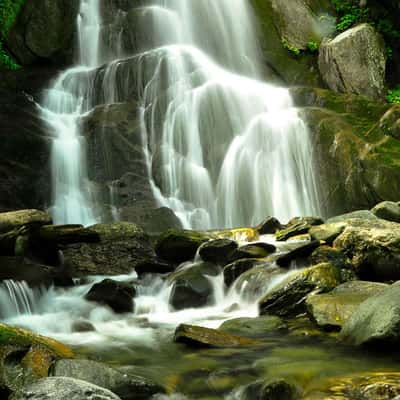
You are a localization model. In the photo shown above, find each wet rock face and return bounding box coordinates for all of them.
[85,279,136,313]
[10,377,122,400]
[318,24,387,100]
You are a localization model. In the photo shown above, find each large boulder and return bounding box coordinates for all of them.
[306,280,388,329]
[318,24,386,100]
[174,324,258,348]
[0,210,51,234]
[168,262,220,310]
[10,377,121,400]
[333,219,400,281]
[62,222,154,276]
[85,279,135,313]
[198,239,238,264]
[6,0,80,65]
[340,283,400,346]
[52,359,164,400]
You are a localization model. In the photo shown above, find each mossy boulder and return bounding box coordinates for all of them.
[155,229,212,263]
[276,217,323,241]
[259,263,347,317]
[198,239,238,264]
[309,223,346,244]
[371,201,400,223]
[306,280,388,330]
[0,210,51,234]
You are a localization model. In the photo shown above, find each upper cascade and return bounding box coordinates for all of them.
[40,0,321,228]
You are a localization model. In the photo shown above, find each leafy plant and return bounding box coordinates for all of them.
[281,37,301,56]
[0,0,25,69]
[307,41,319,53]
[387,87,400,104]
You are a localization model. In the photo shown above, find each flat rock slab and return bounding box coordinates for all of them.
[306,280,388,329]
[0,210,51,234]
[174,324,259,348]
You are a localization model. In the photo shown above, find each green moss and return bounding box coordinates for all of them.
[281,37,301,56]
[387,86,400,104]
[306,41,319,53]
[0,0,25,69]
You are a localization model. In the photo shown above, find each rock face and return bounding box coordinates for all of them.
[62,222,154,276]
[10,377,121,400]
[52,359,164,400]
[85,279,135,313]
[333,219,400,281]
[174,324,257,348]
[318,24,387,100]
[306,280,388,329]
[340,283,400,346]
[293,87,400,216]
[7,0,80,65]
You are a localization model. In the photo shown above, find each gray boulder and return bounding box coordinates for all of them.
[340,283,400,346]
[306,280,388,329]
[318,24,386,100]
[326,210,377,224]
[51,359,164,400]
[10,377,121,400]
[371,201,400,223]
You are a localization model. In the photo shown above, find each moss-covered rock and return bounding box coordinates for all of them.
[0,210,51,235]
[259,263,347,317]
[276,217,323,241]
[155,229,212,263]
[198,239,238,264]
[371,201,400,223]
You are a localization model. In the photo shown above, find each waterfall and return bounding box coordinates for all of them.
[39,0,321,229]
[140,0,321,229]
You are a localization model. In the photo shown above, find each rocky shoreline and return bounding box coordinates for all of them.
[0,202,400,399]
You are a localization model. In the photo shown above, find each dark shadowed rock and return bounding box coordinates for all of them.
[239,379,299,400]
[174,324,258,348]
[168,262,220,310]
[85,279,135,313]
[52,359,164,400]
[276,217,323,241]
[198,239,238,264]
[255,217,282,235]
[230,242,276,262]
[276,240,320,267]
[223,259,269,287]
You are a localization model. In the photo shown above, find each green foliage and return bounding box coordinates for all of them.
[0,0,25,69]
[387,87,400,104]
[281,37,301,57]
[307,41,319,53]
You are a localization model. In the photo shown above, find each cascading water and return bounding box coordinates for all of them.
[139,0,321,229]
[38,0,106,225]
